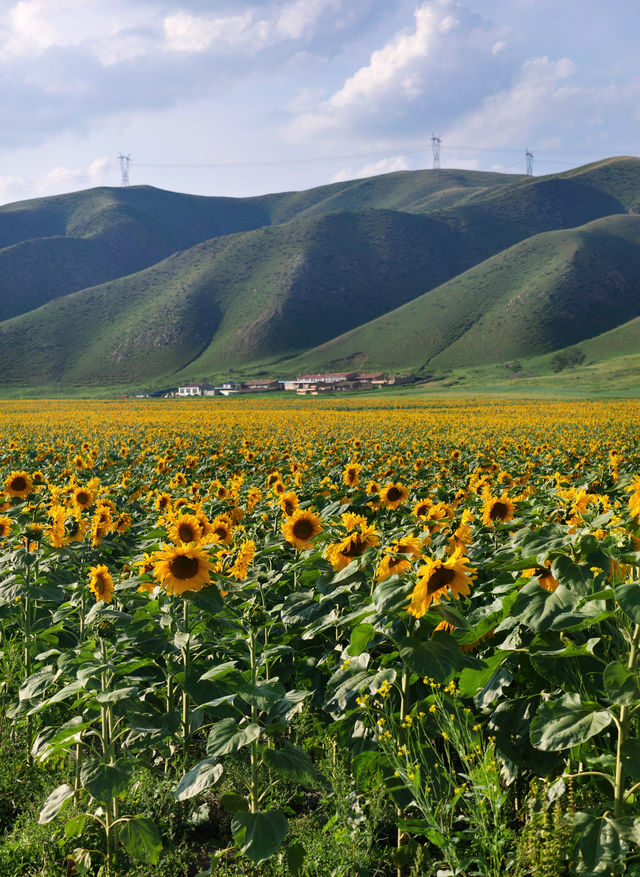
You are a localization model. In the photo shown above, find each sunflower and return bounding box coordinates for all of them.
[210,515,235,545]
[0,515,12,543]
[282,509,323,550]
[375,537,424,582]
[380,483,409,510]
[280,491,299,517]
[481,493,516,526]
[87,564,114,604]
[343,464,361,487]
[168,513,203,545]
[229,539,256,580]
[4,470,33,499]
[72,486,95,510]
[154,492,172,513]
[153,542,214,595]
[407,550,476,617]
[46,505,67,548]
[325,520,380,571]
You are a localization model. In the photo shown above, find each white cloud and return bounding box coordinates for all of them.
[331,154,412,182]
[163,10,261,53]
[288,1,510,142]
[444,56,575,147]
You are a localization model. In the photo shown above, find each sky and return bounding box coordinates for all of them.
[1,0,639,206]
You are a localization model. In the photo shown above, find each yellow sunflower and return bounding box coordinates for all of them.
[0,515,12,543]
[375,536,424,582]
[380,483,409,510]
[153,542,214,595]
[87,564,114,604]
[407,551,476,617]
[282,509,323,550]
[325,520,380,571]
[210,515,235,545]
[46,505,67,548]
[4,470,33,499]
[168,513,203,545]
[72,486,95,510]
[343,464,361,488]
[481,493,516,526]
[280,491,299,517]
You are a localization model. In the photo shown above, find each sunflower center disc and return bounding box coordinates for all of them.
[169,555,200,580]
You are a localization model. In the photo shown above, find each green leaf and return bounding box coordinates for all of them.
[80,758,132,803]
[616,581,640,623]
[399,631,483,682]
[183,584,224,614]
[372,576,413,614]
[509,583,579,633]
[286,842,306,876]
[573,812,628,873]
[604,661,640,706]
[434,602,471,631]
[621,740,640,779]
[174,758,223,801]
[232,810,288,863]
[221,793,249,814]
[38,784,75,824]
[238,680,286,710]
[64,814,87,839]
[530,694,612,751]
[206,718,260,756]
[119,816,162,864]
[263,742,320,787]
[347,623,375,657]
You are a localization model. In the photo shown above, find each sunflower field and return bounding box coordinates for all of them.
[2,397,640,877]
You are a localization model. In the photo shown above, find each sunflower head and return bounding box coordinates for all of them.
[4,470,34,499]
[407,552,476,617]
[72,486,95,510]
[168,513,203,545]
[380,483,409,510]
[282,509,323,550]
[153,542,214,595]
[482,494,516,527]
[88,564,114,604]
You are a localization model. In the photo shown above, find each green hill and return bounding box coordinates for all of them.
[289,213,640,373]
[0,156,639,393]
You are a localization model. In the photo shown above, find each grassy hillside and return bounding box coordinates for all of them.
[287,213,640,374]
[0,156,639,392]
[0,208,476,385]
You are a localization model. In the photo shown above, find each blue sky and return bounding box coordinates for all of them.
[1,0,639,205]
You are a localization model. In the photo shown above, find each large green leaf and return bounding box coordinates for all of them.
[616,582,640,624]
[238,680,286,711]
[399,631,483,682]
[604,661,640,706]
[231,810,288,863]
[347,623,376,657]
[573,812,628,874]
[509,583,580,633]
[621,740,640,779]
[263,742,321,787]
[530,694,612,751]
[174,758,223,801]
[80,758,132,803]
[119,816,162,864]
[206,718,260,756]
[38,783,75,824]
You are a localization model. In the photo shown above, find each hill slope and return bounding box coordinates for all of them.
[289,213,640,373]
[0,156,639,390]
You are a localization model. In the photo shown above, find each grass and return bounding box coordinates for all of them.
[1,156,640,391]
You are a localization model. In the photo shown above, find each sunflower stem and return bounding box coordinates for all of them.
[182,597,191,764]
[249,626,259,814]
[614,623,640,817]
